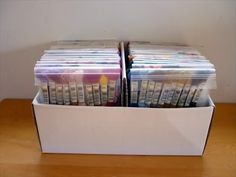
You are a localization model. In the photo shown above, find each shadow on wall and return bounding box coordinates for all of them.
[0,42,53,100]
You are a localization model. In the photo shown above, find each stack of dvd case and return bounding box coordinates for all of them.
[127,42,216,108]
[34,41,121,106]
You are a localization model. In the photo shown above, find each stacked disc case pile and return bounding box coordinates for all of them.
[127,42,216,108]
[34,41,121,106]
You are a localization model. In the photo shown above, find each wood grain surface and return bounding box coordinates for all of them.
[0,100,235,177]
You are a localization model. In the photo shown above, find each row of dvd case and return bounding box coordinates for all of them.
[34,40,216,107]
[127,42,216,108]
[34,40,122,106]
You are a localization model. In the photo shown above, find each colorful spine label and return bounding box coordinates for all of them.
[151,82,162,106]
[49,82,57,104]
[92,83,101,105]
[85,84,94,106]
[77,83,85,105]
[56,84,63,105]
[69,82,78,105]
[101,84,108,105]
[185,85,197,107]
[191,83,205,105]
[158,82,171,106]
[108,80,116,103]
[165,82,177,105]
[145,80,155,107]
[138,80,148,106]
[177,82,191,107]
[171,82,184,106]
[130,80,139,104]
[41,83,49,104]
[63,84,70,105]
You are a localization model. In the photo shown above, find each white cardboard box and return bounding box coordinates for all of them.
[32,92,215,156]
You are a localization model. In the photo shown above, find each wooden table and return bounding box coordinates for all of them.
[0,100,235,177]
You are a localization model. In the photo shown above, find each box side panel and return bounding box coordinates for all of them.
[202,106,215,155]
[31,104,42,152]
[33,103,214,155]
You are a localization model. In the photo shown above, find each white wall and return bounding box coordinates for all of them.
[0,0,236,102]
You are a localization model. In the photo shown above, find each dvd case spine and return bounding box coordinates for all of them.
[63,84,70,105]
[144,80,155,107]
[40,82,49,104]
[77,83,85,105]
